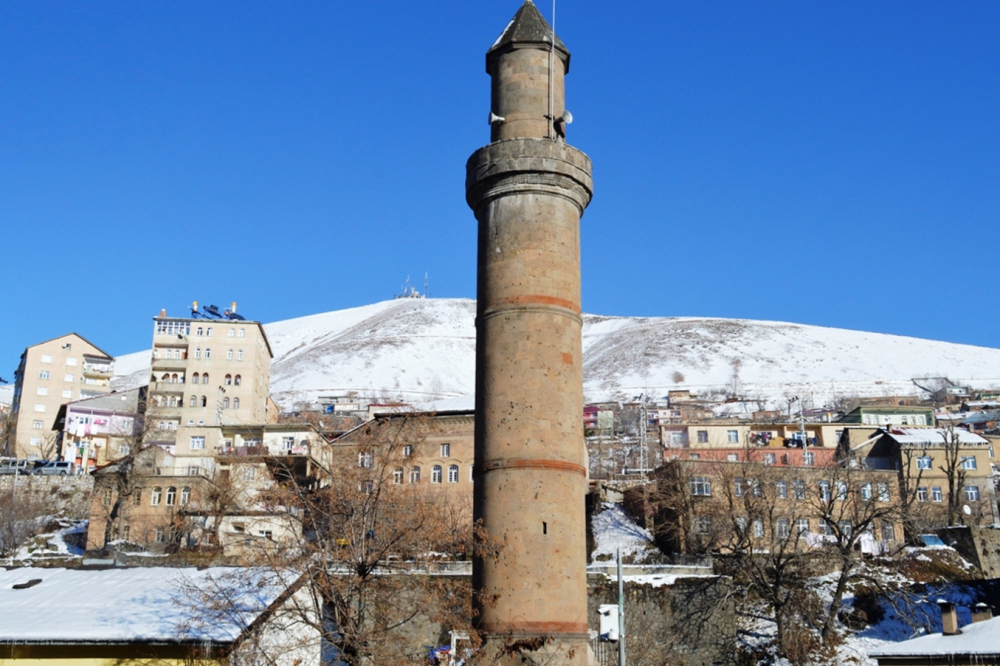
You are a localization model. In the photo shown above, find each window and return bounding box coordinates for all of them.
[727,430,739,443]
[753,519,764,538]
[155,528,165,543]
[727,453,738,462]
[393,468,404,484]
[776,519,790,539]
[176,487,190,506]
[965,485,981,501]
[697,430,709,443]
[206,327,213,337]
[228,329,235,338]
[41,354,52,363]
[65,357,77,366]
[201,396,207,407]
[198,373,207,384]
[764,453,776,466]
[34,404,46,413]
[205,348,211,359]
[190,436,205,450]
[31,420,43,429]
[750,478,762,497]
[838,521,852,537]
[793,480,805,499]
[132,490,142,506]
[151,487,162,506]
[237,349,243,361]
[189,395,197,407]
[165,487,177,506]
[736,516,748,534]
[197,327,204,336]
[734,477,744,497]
[881,523,896,542]
[225,374,232,385]
[36,387,48,396]
[227,349,234,360]
[961,456,978,470]
[796,518,810,534]
[776,480,787,499]
[802,452,814,467]
[917,486,928,502]
[693,516,713,534]
[860,482,872,500]
[877,482,890,502]
[120,444,130,456]
[39,370,49,379]
[234,375,241,386]
[238,329,245,338]
[29,437,42,446]
[931,486,943,502]
[281,436,294,451]
[916,456,932,470]
[64,373,74,382]
[62,389,72,398]
[195,348,201,359]
[403,445,413,457]
[441,443,451,458]
[819,481,831,501]
[233,398,239,409]
[188,466,200,476]
[242,467,255,482]
[409,466,421,484]
[220,397,228,409]
[192,372,200,384]
[690,454,700,460]
[690,477,712,496]
[448,464,459,483]
[359,452,372,468]
[432,465,443,483]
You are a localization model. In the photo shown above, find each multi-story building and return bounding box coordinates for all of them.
[660,422,844,467]
[838,405,935,427]
[53,387,145,468]
[8,333,113,459]
[146,303,272,449]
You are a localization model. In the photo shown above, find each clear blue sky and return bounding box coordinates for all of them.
[2,1,998,373]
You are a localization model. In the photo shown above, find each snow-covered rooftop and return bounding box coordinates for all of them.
[889,428,990,446]
[0,567,283,643]
[869,614,1000,657]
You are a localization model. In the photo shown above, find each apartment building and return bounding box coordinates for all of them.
[8,333,113,459]
[53,387,145,468]
[660,422,844,467]
[838,405,935,427]
[146,304,272,448]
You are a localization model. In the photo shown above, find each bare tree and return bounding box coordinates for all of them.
[937,423,969,527]
[0,483,48,557]
[0,406,18,458]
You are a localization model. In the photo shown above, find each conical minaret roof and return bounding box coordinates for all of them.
[487,0,570,73]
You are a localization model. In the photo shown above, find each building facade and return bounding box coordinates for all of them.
[8,333,113,459]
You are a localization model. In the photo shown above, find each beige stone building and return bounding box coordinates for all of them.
[8,333,113,459]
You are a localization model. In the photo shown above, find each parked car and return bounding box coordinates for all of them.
[32,460,76,476]
[0,459,34,475]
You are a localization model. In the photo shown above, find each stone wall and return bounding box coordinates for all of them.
[588,575,736,666]
[0,475,93,519]
[938,525,1000,579]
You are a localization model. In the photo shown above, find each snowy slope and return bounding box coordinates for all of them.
[111,298,1000,409]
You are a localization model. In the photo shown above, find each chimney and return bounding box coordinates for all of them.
[937,599,961,635]
[972,603,993,623]
[231,301,237,314]
[159,309,167,318]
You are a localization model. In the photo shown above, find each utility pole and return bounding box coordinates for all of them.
[617,547,626,666]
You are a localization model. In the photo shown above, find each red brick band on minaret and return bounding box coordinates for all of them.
[477,458,588,477]
[487,294,581,314]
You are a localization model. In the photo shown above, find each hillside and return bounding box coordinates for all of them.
[109,298,1000,410]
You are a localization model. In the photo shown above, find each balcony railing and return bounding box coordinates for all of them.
[83,363,114,378]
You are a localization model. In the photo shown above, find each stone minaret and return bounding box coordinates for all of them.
[465,2,593,663]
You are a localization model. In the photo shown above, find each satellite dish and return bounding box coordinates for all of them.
[561,110,573,125]
[488,112,506,125]
[963,504,973,516]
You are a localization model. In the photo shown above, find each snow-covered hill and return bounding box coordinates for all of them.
[111,298,1000,409]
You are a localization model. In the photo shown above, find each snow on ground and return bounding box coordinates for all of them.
[110,298,1000,410]
[591,503,658,563]
[3,519,87,565]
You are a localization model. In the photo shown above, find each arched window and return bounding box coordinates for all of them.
[237,349,244,361]
[233,398,240,409]
[201,396,207,407]
[225,374,232,386]
[189,395,197,407]
[192,372,200,384]
[151,487,162,506]
[180,487,191,505]
[205,348,211,359]
[196,327,203,336]
[158,421,166,430]
[409,466,421,484]
[238,329,245,338]
[448,465,459,483]
[222,397,230,409]
[168,396,177,407]
[202,373,209,384]
[226,349,233,360]
[165,487,176,506]
[161,373,170,382]
[431,465,442,483]
[228,329,235,338]
[234,375,242,386]
[393,468,404,484]
[171,373,178,382]
[195,348,201,359]
[206,327,213,337]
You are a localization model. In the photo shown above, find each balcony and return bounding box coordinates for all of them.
[150,380,185,394]
[152,358,188,371]
[83,363,114,379]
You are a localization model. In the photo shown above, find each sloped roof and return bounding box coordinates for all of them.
[870,614,1000,657]
[487,0,570,72]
